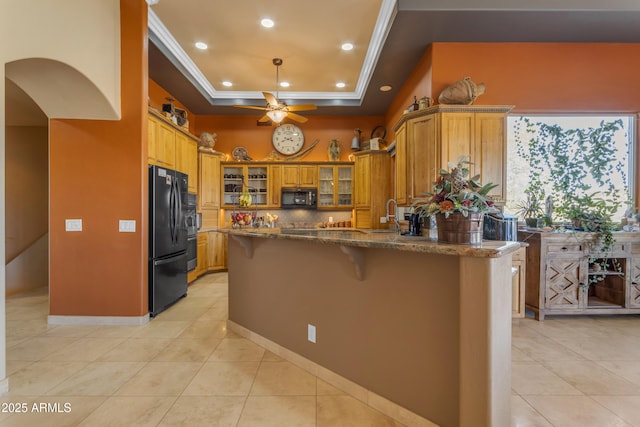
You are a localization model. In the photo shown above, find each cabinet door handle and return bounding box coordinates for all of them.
[561,247,568,251]
[633,281,638,286]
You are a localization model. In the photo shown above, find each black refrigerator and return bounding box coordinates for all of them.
[149,165,188,317]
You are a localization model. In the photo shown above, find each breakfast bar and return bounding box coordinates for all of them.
[224,228,520,427]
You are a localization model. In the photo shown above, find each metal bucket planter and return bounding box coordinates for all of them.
[435,212,484,244]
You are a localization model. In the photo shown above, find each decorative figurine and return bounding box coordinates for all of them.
[328,139,341,161]
[438,77,486,105]
[198,132,217,152]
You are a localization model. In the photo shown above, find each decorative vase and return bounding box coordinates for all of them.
[435,212,484,244]
[328,139,341,161]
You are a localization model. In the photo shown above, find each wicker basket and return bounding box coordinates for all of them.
[435,212,484,244]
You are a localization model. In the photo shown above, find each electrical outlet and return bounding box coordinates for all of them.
[380,216,387,224]
[65,219,82,232]
[119,220,136,233]
[308,324,316,343]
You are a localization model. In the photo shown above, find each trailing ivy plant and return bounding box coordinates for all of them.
[514,117,630,284]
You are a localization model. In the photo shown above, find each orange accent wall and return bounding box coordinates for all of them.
[384,42,640,201]
[386,43,640,138]
[195,115,385,162]
[148,78,195,134]
[48,0,148,316]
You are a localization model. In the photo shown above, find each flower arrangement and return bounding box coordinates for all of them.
[413,156,498,218]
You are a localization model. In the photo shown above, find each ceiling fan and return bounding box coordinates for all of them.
[233,58,317,124]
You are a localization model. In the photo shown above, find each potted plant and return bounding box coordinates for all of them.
[515,191,545,228]
[412,156,497,243]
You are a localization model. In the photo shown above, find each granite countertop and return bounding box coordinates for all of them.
[221,227,522,258]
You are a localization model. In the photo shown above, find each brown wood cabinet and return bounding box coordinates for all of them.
[393,105,512,206]
[208,231,227,271]
[148,110,198,192]
[198,152,224,230]
[520,230,640,320]
[175,132,198,193]
[188,232,209,283]
[281,164,318,187]
[353,151,390,229]
[318,165,353,209]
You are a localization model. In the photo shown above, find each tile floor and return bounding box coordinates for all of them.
[2,272,640,426]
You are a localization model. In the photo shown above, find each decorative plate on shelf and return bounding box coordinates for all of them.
[232,146,252,161]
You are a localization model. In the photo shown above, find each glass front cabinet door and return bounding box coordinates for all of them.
[221,165,269,207]
[318,165,353,209]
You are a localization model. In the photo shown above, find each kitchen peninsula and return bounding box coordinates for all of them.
[224,228,520,427]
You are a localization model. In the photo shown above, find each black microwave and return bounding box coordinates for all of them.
[281,188,317,209]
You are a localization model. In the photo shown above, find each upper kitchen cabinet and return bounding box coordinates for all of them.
[221,163,270,208]
[148,114,176,169]
[148,109,198,193]
[393,105,513,206]
[198,151,224,229]
[175,132,198,193]
[281,164,318,187]
[353,151,390,229]
[318,165,354,209]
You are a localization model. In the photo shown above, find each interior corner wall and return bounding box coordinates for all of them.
[5,125,48,295]
[48,0,148,317]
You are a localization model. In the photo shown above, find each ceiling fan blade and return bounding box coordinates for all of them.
[258,115,271,123]
[233,105,268,111]
[262,92,279,107]
[286,104,317,112]
[286,112,308,123]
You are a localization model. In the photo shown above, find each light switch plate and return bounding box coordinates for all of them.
[308,324,316,343]
[65,219,82,232]
[119,220,136,233]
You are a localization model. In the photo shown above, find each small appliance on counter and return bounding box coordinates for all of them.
[483,212,518,241]
[281,187,317,209]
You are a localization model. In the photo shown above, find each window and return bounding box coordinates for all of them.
[506,115,635,221]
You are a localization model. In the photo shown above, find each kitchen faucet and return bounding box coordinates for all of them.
[386,198,399,230]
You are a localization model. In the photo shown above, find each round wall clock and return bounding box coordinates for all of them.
[272,123,304,155]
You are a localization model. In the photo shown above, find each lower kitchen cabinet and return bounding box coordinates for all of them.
[207,231,227,271]
[188,232,209,283]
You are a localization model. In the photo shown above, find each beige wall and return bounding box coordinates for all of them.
[5,125,48,295]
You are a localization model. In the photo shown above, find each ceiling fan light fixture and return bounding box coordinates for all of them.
[266,110,287,123]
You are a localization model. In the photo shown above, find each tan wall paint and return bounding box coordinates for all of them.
[2,0,121,120]
[228,236,461,426]
[48,0,148,317]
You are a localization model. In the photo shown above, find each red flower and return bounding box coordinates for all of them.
[440,200,455,211]
[461,200,472,207]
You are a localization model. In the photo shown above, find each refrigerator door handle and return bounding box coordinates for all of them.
[169,178,176,244]
[154,256,181,266]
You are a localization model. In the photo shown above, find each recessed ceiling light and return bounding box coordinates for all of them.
[341,43,354,51]
[261,18,274,28]
[336,82,346,88]
[379,85,393,92]
[222,81,233,87]
[194,41,208,50]
[280,82,290,88]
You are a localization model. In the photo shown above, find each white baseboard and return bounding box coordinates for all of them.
[48,314,150,326]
